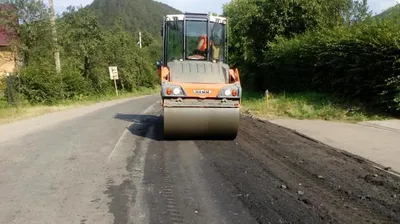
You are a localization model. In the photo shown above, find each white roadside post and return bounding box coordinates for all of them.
[109,66,119,96]
[138,32,142,49]
[6,72,11,105]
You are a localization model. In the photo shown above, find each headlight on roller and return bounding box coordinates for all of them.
[173,88,181,95]
[163,84,186,97]
[224,89,232,96]
[218,86,241,98]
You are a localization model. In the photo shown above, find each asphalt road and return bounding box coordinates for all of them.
[0,95,399,224]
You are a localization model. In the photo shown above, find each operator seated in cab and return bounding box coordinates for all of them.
[189,34,221,61]
[188,34,209,60]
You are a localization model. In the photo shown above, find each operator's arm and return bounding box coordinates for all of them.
[197,38,204,50]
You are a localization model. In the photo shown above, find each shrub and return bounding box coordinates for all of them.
[61,58,93,100]
[260,18,400,113]
[19,61,63,105]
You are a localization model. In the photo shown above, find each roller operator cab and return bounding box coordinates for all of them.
[157,13,242,140]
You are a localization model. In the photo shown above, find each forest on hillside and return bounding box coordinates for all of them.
[224,0,400,114]
[0,0,176,105]
[88,0,181,37]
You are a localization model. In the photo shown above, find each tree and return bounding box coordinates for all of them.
[223,0,366,89]
[60,6,103,80]
[343,0,372,25]
[1,0,160,104]
[88,0,181,37]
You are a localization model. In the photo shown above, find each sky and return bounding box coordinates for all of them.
[49,0,400,16]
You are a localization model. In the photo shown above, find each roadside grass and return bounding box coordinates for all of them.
[241,91,388,122]
[1,87,389,125]
[0,86,160,125]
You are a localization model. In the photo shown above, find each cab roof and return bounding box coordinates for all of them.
[165,13,227,24]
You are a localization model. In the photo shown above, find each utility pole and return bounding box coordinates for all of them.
[138,31,142,49]
[49,0,61,74]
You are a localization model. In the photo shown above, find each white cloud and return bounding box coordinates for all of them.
[368,0,399,14]
[54,0,91,8]
[47,0,93,13]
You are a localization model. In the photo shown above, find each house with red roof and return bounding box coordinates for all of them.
[0,3,19,76]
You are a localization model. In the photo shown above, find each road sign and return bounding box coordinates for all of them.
[109,66,119,80]
[109,66,119,96]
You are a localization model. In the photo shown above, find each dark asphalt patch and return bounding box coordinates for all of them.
[194,115,400,224]
[104,178,136,224]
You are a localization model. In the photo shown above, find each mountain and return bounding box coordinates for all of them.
[374,4,400,20]
[88,0,181,37]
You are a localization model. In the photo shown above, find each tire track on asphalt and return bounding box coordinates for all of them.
[160,149,185,224]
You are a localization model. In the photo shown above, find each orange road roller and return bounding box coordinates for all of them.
[157,13,242,140]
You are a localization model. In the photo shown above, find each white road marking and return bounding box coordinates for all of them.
[107,128,129,164]
[107,101,159,163]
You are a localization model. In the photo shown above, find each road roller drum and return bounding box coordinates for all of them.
[163,107,240,140]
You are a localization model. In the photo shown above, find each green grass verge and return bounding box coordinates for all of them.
[241,91,388,122]
[0,86,160,125]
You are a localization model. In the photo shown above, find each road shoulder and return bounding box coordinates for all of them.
[0,94,157,144]
[259,117,400,174]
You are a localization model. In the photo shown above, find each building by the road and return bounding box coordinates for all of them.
[0,3,19,77]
